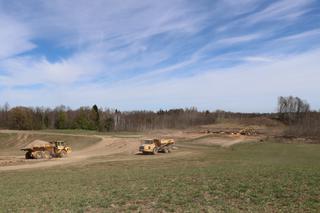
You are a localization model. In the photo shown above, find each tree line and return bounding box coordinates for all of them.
[0,104,218,131]
[0,104,272,131]
[1,96,319,138]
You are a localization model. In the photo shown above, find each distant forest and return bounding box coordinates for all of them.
[0,96,319,138]
[0,103,268,131]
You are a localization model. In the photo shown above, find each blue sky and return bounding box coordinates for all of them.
[0,0,319,112]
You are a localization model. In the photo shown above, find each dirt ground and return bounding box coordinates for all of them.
[191,135,259,147]
[0,127,263,172]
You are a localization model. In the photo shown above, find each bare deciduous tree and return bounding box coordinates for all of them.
[278,96,310,124]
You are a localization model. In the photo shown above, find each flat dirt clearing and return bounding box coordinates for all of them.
[0,129,250,171]
[187,134,258,147]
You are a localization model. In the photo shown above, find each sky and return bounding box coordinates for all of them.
[0,0,319,112]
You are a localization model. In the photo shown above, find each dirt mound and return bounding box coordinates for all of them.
[22,140,52,150]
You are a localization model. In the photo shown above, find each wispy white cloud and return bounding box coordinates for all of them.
[242,56,274,63]
[246,0,314,24]
[214,0,261,18]
[0,0,319,111]
[216,0,315,33]
[277,29,320,41]
[26,0,205,48]
[1,49,319,112]
[0,50,105,86]
[216,33,263,45]
[0,15,35,60]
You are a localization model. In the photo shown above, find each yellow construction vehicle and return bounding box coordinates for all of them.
[139,138,175,154]
[21,140,72,159]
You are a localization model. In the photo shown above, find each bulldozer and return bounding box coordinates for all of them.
[21,140,72,159]
[139,138,175,155]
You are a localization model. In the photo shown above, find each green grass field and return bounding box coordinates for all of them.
[0,137,319,212]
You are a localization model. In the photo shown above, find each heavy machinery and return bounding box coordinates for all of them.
[139,138,175,155]
[21,140,72,159]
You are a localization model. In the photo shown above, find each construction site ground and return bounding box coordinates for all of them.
[0,123,266,171]
[0,121,319,212]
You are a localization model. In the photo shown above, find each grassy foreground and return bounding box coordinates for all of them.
[0,140,319,212]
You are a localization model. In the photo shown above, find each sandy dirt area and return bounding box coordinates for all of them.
[190,135,258,147]
[0,129,253,171]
